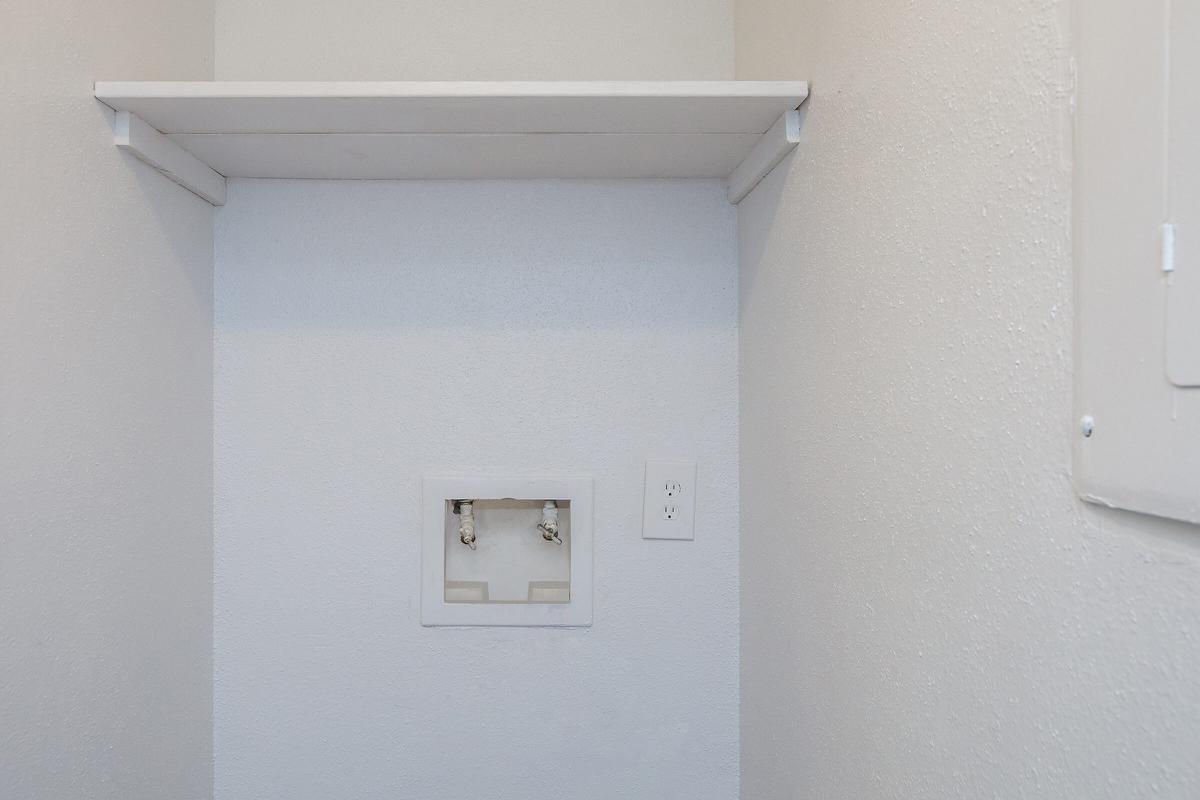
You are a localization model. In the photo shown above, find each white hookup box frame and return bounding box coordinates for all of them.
[421,475,594,626]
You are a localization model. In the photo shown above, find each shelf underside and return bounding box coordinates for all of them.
[95,81,808,200]
[170,132,764,180]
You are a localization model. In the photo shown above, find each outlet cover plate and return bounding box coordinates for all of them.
[642,459,697,540]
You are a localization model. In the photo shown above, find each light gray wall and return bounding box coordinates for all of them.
[0,1,215,798]
[736,1,1200,798]
[213,179,739,800]
[216,0,734,79]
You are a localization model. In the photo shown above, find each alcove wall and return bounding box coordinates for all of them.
[213,179,739,797]
[737,2,1200,797]
[208,10,744,798]
[2,2,215,798]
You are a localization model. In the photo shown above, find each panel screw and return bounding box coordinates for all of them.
[1080,415,1095,438]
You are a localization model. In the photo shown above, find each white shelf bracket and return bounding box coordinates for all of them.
[112,111,226,206]
[726,109,802,204]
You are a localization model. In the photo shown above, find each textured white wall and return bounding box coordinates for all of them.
[214,179,739,800]
[736,1,1200,798]
[216,0,734,79]
[0,1,214,798]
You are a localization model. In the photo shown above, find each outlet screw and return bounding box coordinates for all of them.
[1080,415,1095,438]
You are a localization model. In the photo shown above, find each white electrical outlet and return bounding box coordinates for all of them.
[642,459,697,540]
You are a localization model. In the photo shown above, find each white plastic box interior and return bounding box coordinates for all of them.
[422,476,593,627]
[444,499,571,604]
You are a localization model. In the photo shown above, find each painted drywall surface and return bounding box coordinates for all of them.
[736,1,1200,798]
[0,1,214,798]
[215,0,733,79]
[213,179,738,799]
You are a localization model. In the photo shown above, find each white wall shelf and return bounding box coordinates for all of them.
[95,81,808,206]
